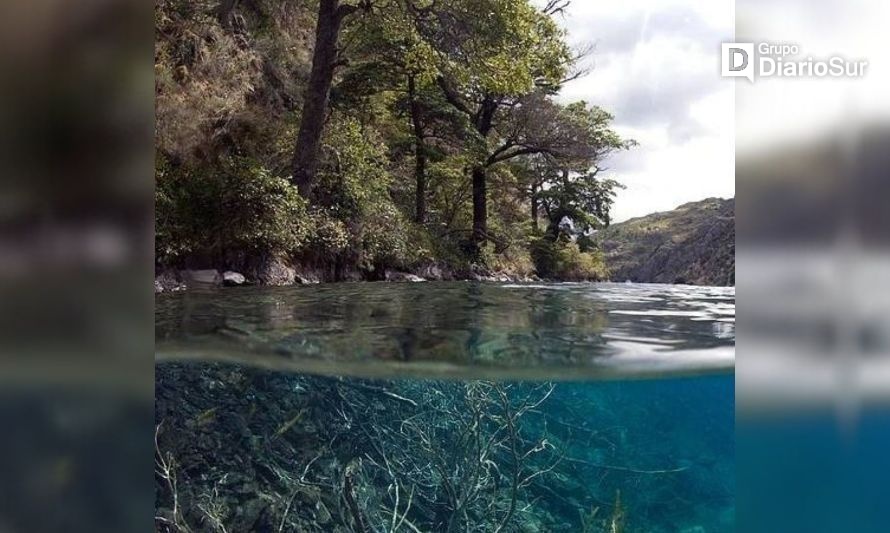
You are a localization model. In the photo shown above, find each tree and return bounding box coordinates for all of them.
[334,2,457,224]
[418,0,573,253]
[516,102,634,235]
[540,170,625,235]
[291,0,368,198]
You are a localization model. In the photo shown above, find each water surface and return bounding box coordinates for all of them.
[156,281,734,380]
[154,282,734,532]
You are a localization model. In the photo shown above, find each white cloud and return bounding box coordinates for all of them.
[736,0,890,157]
[550,0,735,221]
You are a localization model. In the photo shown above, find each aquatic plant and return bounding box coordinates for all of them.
[154,363,733,532]
[609,490,625,533]
[578,490,625,533]
[328,380,562,532]
[579,503,599,533]
[154,422,190,532]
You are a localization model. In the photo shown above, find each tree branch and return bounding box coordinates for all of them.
[436,76,472,117]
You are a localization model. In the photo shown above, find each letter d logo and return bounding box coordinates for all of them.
[722,43,755,82]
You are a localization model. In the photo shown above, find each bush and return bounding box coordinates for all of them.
[309,115,422,271]
[156,156,309,264]
[479,242,536,278]
[303,210,350,259]
[530,237,607,281]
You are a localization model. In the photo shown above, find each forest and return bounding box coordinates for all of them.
[155,0,635,283]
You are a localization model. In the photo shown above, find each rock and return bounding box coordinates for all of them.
[384,270,425,282]
[254,256,296,286]
[415,263,454,281]
[339,269,364,282]
[557,215,577,239]
[154,270,185,293]
[222,271,247,286]
[417,263,443,280]
[291,267,322,284]
[181,269,222,288]
[597,197,735,286]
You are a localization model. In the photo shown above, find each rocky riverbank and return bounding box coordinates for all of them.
[155,198,736,293]
[154,259,540,293]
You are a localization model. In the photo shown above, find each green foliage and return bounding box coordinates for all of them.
[541,175,625,233]
[303,210,350,258]
[154,0,305,163]
[316,115,392,218]
[530,236,607,281]
[154,0,637,279]
[480,242,536,277]
[309,114,423,270]
[156,156,310,263]
[433,0,571,98]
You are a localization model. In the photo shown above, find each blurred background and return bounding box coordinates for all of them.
[0,0,154,531]
[736,0,890,530]
[0,0,887,530]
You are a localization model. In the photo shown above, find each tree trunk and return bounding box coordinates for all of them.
[530,182,539,227]
[470,98,496,250]
[471,166,487,246]
[216,0,239,28]
[291,0,348,198]
[408,75,427,224]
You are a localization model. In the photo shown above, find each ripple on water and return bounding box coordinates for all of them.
[155,281,735,380]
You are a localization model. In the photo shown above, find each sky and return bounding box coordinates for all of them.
[735,0,890,156]
[550,0,735,222]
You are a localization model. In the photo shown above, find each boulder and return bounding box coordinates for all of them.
[181,269,222,288]
[384,270,425,282]
[222,271,247,286]
[416,263,455,281]
[154,270,185,293]
[295,273,321,285]
[254,256,296,286]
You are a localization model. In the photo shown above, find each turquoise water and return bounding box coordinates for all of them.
[155,282,734,532]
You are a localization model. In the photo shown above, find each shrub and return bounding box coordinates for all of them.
[303,210,350,259]
[530,237,607,281]
[356,202,413,270]
[310,114,421,271]
[156,156,309,264]
[479,242,536,278]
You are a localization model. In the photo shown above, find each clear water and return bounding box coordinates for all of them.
[155,282,734,532]
[156,282,734,380]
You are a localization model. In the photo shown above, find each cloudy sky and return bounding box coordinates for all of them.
[550,0,735,222]
[735,0,890,155]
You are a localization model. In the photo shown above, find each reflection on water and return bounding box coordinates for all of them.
[154,282,734,532]
[156,282,734,380]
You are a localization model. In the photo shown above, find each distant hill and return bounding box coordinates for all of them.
[597,197,735,286]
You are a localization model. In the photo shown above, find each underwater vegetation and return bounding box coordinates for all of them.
[155,363,733,532]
